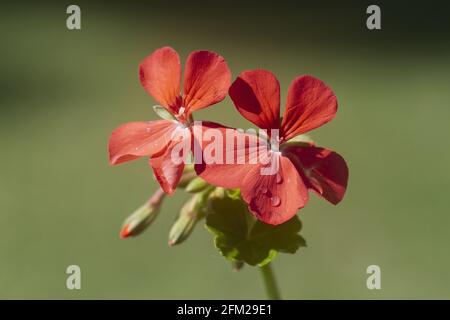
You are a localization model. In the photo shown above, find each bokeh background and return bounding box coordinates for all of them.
[1,0,450,299]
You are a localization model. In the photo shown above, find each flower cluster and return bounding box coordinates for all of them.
[109,46,348,232]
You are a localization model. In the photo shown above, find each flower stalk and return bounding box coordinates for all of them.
[259,263,281,300]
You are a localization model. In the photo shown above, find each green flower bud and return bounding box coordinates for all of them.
[168,190,210,246]
[120,189,165,239]
[185,177,209,193]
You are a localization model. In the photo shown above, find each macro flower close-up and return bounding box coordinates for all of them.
[3,1,450,306]
[106,44,350,298]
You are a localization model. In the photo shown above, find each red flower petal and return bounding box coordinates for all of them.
[194,123,265,189]
[194,123,308,225]
[229,70,280,131]
[183,50,231,115]
[108,120,178,165]
[284,146,348,205]
[139,47,182,112]
[241,154,308,225]
[149,137,189,195]
[281,75,337,141]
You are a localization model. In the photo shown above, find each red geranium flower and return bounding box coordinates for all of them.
[108,47,231,194]
[196,70,349,225]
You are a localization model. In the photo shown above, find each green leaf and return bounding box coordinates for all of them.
[205,196,306,266]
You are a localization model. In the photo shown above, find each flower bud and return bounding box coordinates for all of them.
[185,177,209,193]
[120,188,165,239]
[168,191,209,246]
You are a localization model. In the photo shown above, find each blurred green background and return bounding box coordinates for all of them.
[1,0,450,299]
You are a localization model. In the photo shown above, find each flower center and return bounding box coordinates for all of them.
[174,106,193,127]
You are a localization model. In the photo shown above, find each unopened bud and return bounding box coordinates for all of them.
[185,177,209,193]
[168,191,209,246]
[120,188,165,239]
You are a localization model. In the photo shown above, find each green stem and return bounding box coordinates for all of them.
[259,263,281,300]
